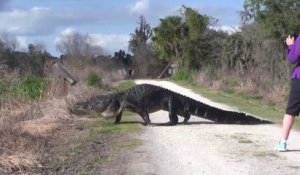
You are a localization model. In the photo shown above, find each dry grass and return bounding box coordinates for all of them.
[0,152,41,173]
[0,100,52,173]
[192,69,288,105]
[0,59,128,174]
[0,72,107,174]
[71,64,127,85]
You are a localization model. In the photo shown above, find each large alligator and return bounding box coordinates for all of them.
[71,84,271,125]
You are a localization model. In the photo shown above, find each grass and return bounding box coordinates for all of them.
[109,80,135,92]
[114,139,142,151]
[85,112,141,142]
[91,156,114,163]
[62,112,142,174]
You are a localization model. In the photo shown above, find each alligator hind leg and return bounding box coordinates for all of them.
[137,110,151,125]
[183,113,191,124]
[168,97,178,126]
[168,114,178,126]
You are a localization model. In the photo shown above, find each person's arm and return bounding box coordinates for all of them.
[288,37,300,64]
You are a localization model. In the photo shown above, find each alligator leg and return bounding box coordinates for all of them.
[168,96,178,126]
[183,113,191,124]
[136,109,151,125]
[124,101,151,125]
[114,111,123,124]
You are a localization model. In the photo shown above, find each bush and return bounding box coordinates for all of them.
[85,73,102,87]
[17,77,48,100]
[173,71,191,82]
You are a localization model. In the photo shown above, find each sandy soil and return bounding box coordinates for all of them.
[125,80,300,175]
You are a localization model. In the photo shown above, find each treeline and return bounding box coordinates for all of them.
[135,1,300,103]
[1,0,300,104]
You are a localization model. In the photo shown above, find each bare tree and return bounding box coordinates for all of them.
[56,30,103,67]
[56,31,103,56]
[0,32,19,51]
[129,15,158,77]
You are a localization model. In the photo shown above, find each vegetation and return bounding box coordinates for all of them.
[17,77,48,100]
[173,71,192,82]
[85,73,102,87]
[1,1,300,173]
[109,80,136,92]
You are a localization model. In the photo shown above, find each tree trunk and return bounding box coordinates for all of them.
[157,62,172,79]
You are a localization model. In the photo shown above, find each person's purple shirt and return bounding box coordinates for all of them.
[288,36,300,79]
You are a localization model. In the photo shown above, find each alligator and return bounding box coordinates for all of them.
[71,84,271,125]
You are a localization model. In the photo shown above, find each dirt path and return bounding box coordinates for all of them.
[125,80,300,175]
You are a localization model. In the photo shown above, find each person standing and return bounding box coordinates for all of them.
[276,14,300,151]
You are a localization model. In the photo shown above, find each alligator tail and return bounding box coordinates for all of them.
[192,100,272,124]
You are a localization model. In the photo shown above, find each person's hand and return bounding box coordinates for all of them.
[286,35,295,46]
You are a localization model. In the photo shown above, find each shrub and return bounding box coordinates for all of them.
[85,73,102,87]
[17,77,48,100]
[173,71,191,82]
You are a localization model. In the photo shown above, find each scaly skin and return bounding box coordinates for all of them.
[71,84,272,125]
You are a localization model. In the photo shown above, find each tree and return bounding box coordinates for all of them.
[56,30,103,67]
[56,31,103,58]
[113,50,133,67]
[180,6,211,70]
[152,16,185,66]
[152,6,211,72]
[25,43,49,76]
[0,33,19,69]
[129,16,160,77]
[241,0,300,41]
[129,15,152,53]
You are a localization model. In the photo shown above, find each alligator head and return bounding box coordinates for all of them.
[70,95,122,117]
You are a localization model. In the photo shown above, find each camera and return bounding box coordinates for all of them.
[293,32,299,39]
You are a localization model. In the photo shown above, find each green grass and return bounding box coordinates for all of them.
[0,79,11,103]
[17,77,49,100]
[174,80,286,125]
[109,80,135,92]
[114,139,142,151]
[90,156,114,164]
[85,112,141,142]
[64,112,141,174]
[85,73,102,87]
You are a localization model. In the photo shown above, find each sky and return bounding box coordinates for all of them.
[0,0,244,56]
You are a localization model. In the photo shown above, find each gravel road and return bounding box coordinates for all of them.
[125,80,300,175]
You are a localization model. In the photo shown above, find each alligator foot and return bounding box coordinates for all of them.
[166,121,178,126]
[142,121,152,126]
[181,121,189,125]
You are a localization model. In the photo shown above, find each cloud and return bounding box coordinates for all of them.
[16,36,27,48]
[0,7,98,36]
[129,0,149,14]
[91,33,130,53]
[211,25,240,34]
[178,3,242,26]
[55,28,130,54]
[61,27,76,35]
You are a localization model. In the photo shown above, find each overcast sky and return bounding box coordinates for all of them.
[0,0,244,56]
